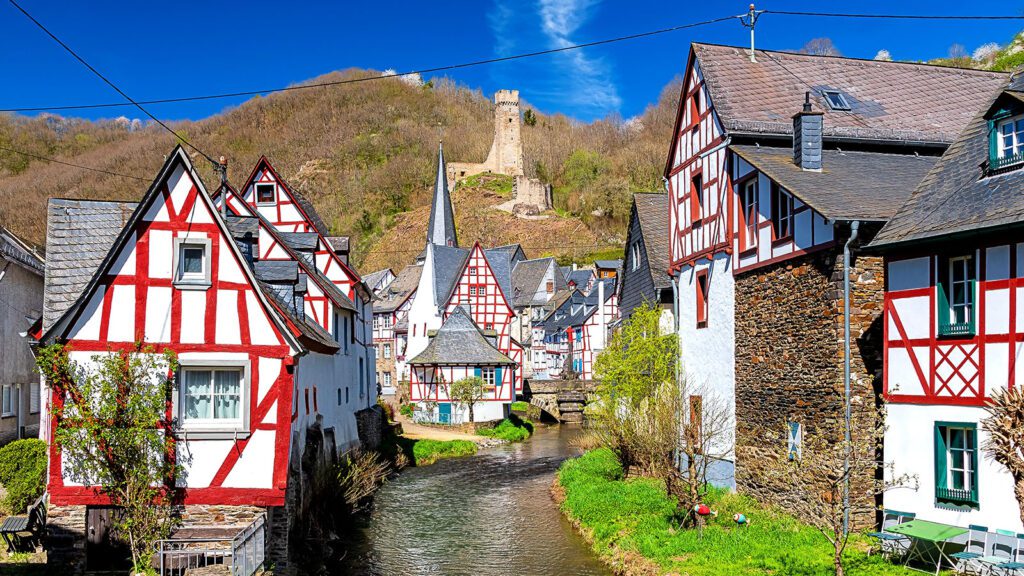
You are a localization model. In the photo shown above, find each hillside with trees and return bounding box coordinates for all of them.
[0,71,680,272]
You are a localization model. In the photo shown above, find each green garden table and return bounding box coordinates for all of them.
[889,519,968,576]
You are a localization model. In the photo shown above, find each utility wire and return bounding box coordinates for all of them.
[763,10,1024,20]
[0,144,149,181]
[7,0,219,165]
[0,13,741,113]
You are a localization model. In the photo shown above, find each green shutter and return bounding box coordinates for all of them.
[474,367,481,378]
[989,119,998,165]
[934,424,948,491]
[495,367,503,392]
[970,427,980,504]
[968,278,977,335]
[937,275,950,336]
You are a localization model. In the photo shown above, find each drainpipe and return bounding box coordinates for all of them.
[843,220,860,536]
[672,271,682,472]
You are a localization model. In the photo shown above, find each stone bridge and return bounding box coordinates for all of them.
[524,379,597,424]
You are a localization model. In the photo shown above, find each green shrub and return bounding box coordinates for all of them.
[557,449,915,576]
[0,439,47,514]
[399,404,414,418]
[477,416,533,442]
[377,398,395,422]
[412,439,477,466]
[510,401,530,412]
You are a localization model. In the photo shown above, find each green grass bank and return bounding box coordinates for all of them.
[556,449,918,576]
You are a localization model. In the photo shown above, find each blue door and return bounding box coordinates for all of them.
[438,402,452,424]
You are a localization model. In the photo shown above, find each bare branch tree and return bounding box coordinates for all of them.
[669,385,733,526]
[800,38,842,56]
[983,387,1024,525]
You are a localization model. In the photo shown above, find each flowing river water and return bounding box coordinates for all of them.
[345,425,611,575]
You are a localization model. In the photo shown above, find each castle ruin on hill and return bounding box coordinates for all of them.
[448,90,553,215]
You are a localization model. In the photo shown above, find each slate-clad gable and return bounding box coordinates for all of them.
[620,193,671,320]
[427,142,458,248]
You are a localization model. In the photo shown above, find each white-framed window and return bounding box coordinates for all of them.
[179,366,246,432]
[948,255,975,326]
[481,367,496,389]
[173,237,212,288]
[770,183,794,241]
[1,385,13,417]
[998,116,1024,159]
[469,267,477,276]
[631,243,641,271]
[470,286,478,296]
[30,382,39,414]
[741,178,758,250]
[383,343,392,359]
[255,183,276,204]
[383,372,392,388]
[946,426,976,493]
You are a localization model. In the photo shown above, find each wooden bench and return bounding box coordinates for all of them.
[0,493,47,552]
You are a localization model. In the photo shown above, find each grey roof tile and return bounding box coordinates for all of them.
[427,142,458,248]
[279,232,318,251]
[872,84,1024,248]
[376,264,421,314]
[0,226,44,276]
[633,193,671,289]
[730,145,938,221]
[431,244,470,304]
[691,43,1007,145]
[408,307,514,366]
[43,199,135,330]
[255,260,298,282]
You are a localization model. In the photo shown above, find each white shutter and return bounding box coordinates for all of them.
[30,382,40,413]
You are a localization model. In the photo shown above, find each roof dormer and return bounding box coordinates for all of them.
[986,91,1024,174]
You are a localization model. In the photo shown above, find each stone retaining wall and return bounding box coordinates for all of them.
[734,224,885,530]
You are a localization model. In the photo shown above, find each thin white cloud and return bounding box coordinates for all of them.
[488,1,516,57]
[537,0,621,115]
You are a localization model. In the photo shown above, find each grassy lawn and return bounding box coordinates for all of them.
[478,416,534,442]
[410,439,477,466]
[558,449,920,576]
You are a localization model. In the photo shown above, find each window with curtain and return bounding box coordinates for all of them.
[934,422,978,507]
[741,178,758,251]
[181,368,243,429]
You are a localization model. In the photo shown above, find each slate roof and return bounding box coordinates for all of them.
[0,226,44,276]
[872,81,1024,248]
[483,246,514,302]
[633,193,671,289]
[566,269,595,290]
[689,43,1006,146]
[43,199,135,330]
[376,264,422,314]
[595,259,622,270]
[427,142,458,248]
[363,268,394,294]
[279,232,318,251]
[511,257,561,308]
[256,279,338,353]
[430,244,470,304]
[408,307,515,366]
[224,214,259,238]
[254,260,298,282]
[326,236,349,253]
[730,145,939,221]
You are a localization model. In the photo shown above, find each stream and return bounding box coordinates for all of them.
[344,425,610,575]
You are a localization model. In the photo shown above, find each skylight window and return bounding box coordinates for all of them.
[822,90,851,111]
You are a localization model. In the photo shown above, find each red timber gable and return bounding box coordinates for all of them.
[443,243,524,393]
[220,187,355,336]
[666,50,731,272]
[44,147,301,507]
[233,158,363,302]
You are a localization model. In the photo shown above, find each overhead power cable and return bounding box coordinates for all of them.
[763,10,1024,20]
[0,13,742,113]
[7,0,220,165]
[0,144,149,181]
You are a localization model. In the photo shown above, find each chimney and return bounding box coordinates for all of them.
[793,92,824,171]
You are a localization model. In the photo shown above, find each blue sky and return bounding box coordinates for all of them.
[3,1,1021,122]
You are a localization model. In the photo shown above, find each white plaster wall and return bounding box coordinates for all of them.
[678,252,735,466]
[885,403,1023,532]
[294,350,361,455]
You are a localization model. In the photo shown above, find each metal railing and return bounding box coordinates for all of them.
[413,409,464,426]
[156,515,266,576]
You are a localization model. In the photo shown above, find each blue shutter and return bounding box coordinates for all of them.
[474,367,481,378]
[495,367,503,397]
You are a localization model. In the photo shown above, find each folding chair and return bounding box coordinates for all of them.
[868,509,915,558]
[993,533,1024,575]
[978,530,1016,575]
[950,525,988,575]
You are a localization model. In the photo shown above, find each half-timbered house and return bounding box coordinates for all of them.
[509,256,567,378]
[39,147,374,573]
[870,77,1024,531]
[619,193,672,327]
[372,264,422,397]
[665,42,1005,503]
[0,226,44,445]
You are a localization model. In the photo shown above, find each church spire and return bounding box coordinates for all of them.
[427,141,458,248]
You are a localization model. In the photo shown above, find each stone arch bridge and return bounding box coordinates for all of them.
[524,379,597,424]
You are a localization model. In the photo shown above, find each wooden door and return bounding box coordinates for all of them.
[85,507,131,571]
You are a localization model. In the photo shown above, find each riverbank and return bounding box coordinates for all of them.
[555,449,917,576]
[387,415,534,466]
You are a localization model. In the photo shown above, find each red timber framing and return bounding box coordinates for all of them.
[443,243,524,393]
[884,243,1023,407]
[43,147,300,507]
[220,187,351,337]
[666,53,732,273]
[231,158,364,303]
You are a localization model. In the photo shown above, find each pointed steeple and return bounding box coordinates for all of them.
[427,141,458,248]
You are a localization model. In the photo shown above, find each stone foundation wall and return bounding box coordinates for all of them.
[46,504,86,574]
[734,225,885,530]
[355,405,385,450]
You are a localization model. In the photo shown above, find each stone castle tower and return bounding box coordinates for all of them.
[448,89,552,214]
